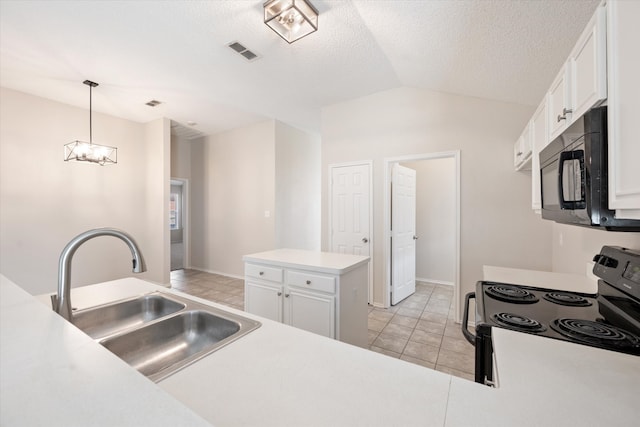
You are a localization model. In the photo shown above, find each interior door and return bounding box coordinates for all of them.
[330,164,371,256]
[391,164,417,305]
[330,162,372,303]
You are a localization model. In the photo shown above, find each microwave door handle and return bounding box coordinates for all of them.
[558,151,575,210]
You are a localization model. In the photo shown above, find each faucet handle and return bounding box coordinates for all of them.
[50,294,58,311]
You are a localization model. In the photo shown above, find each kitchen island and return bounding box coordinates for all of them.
[1,274,639,426]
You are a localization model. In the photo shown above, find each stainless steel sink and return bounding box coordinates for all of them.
[72,294,186,340]
[75,292,261,382]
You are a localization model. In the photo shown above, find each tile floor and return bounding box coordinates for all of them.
[170,269,475,381]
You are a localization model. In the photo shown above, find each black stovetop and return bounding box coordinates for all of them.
[475,280,640,356]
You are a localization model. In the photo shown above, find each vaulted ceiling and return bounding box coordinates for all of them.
[0,0,600,136]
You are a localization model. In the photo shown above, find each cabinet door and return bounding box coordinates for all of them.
[245,281,283,322]
[530,98,548,212]
[284,288,335,339]
[607,0,640,217]
[549,64,572,140]
[570,6,607,120]
[514,123,532,171]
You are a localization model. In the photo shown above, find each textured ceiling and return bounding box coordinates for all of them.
[0,0,600,136]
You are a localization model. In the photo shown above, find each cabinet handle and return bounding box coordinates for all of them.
[516,151,523,156]
[413,235,419,240]
[362,237,369,243]
[277,292,282,296]
[557,108,573,122]
[259,271,264,276]
[285,293,290,298]
[306,280,311,285]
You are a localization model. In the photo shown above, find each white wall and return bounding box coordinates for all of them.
[551,223,640,275]
[402,158,456,285]
[190,120,277,277]
[321,86,553,309]
[0,87,170,295]
[189,120,321,278]
[275,121,321,250]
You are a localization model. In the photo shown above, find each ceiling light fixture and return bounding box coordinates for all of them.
[263,0,318,44]
[64,80,117,165]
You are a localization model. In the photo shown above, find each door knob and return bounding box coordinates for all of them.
[413,235,419,240]
[362,237,369,243]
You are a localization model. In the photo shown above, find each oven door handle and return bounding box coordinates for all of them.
[461,292,476,345]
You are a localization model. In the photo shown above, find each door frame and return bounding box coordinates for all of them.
[170,177,190,271]
[328,160,374,304]
[383,151,461,320]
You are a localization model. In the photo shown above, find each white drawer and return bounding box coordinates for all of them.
[245,263,283,283]
[287,271,335,294]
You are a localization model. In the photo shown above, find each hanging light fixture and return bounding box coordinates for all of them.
[64,80,117,165]
[263,0,318,44]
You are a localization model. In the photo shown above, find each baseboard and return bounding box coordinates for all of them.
[187,267,243,281]
[416,277,454,287]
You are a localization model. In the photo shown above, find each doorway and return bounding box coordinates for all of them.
[170,178,189,271]
[328,161,373,303]
[383,151,460,318]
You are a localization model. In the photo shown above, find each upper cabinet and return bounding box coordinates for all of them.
[513,122,532,171]
[548,64,572,140]
[517,1,640,219]
[570,6,607,121]
[530,98,548,212]
[548,6,607,142]
[607,0,640,219]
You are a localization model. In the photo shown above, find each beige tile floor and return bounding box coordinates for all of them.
[170,269,475,381]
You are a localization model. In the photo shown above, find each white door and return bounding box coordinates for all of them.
[330,164,371,256]
[391,164,417,305]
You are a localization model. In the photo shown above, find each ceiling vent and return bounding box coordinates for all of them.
[227,41,261,62]
[145,99,162,107]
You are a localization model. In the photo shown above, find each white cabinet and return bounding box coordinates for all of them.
[548,64,572,140]
[243,249,369,347]
[548,6,607,142]
[530,97,548,212]
[513,122,532,171]
[570,6,607,121]
[606,0,640,219]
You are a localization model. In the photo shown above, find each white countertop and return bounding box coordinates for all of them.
[446,328,640,426]
[242,248,370,275]
[483,265,598,294]
[0,275,210,427]
[3,274,639,426]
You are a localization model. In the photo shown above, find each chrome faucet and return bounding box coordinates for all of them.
[52,228,146,321]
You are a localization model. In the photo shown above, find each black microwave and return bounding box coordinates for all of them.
[540,106,640,231]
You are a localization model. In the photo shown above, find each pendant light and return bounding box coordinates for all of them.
[64,80,117,165]
[264,0,318,44]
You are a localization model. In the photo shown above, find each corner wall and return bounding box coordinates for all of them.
[321,86,553,310]
[0,87,170,294]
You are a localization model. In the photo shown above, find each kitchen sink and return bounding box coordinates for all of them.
[72,294,186,340]
[101,309,255,381]
[74,291,261,382]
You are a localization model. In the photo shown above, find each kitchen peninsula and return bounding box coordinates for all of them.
[1,274,639,426]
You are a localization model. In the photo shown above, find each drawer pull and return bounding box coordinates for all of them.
[306,280,311,285]
[285,293,290,298]
[259,271,264,276]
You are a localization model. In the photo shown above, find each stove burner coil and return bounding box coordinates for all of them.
[485,285,539,304]
[550,319,640,354]
[492,313,547,332]
[543,292,592,307]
